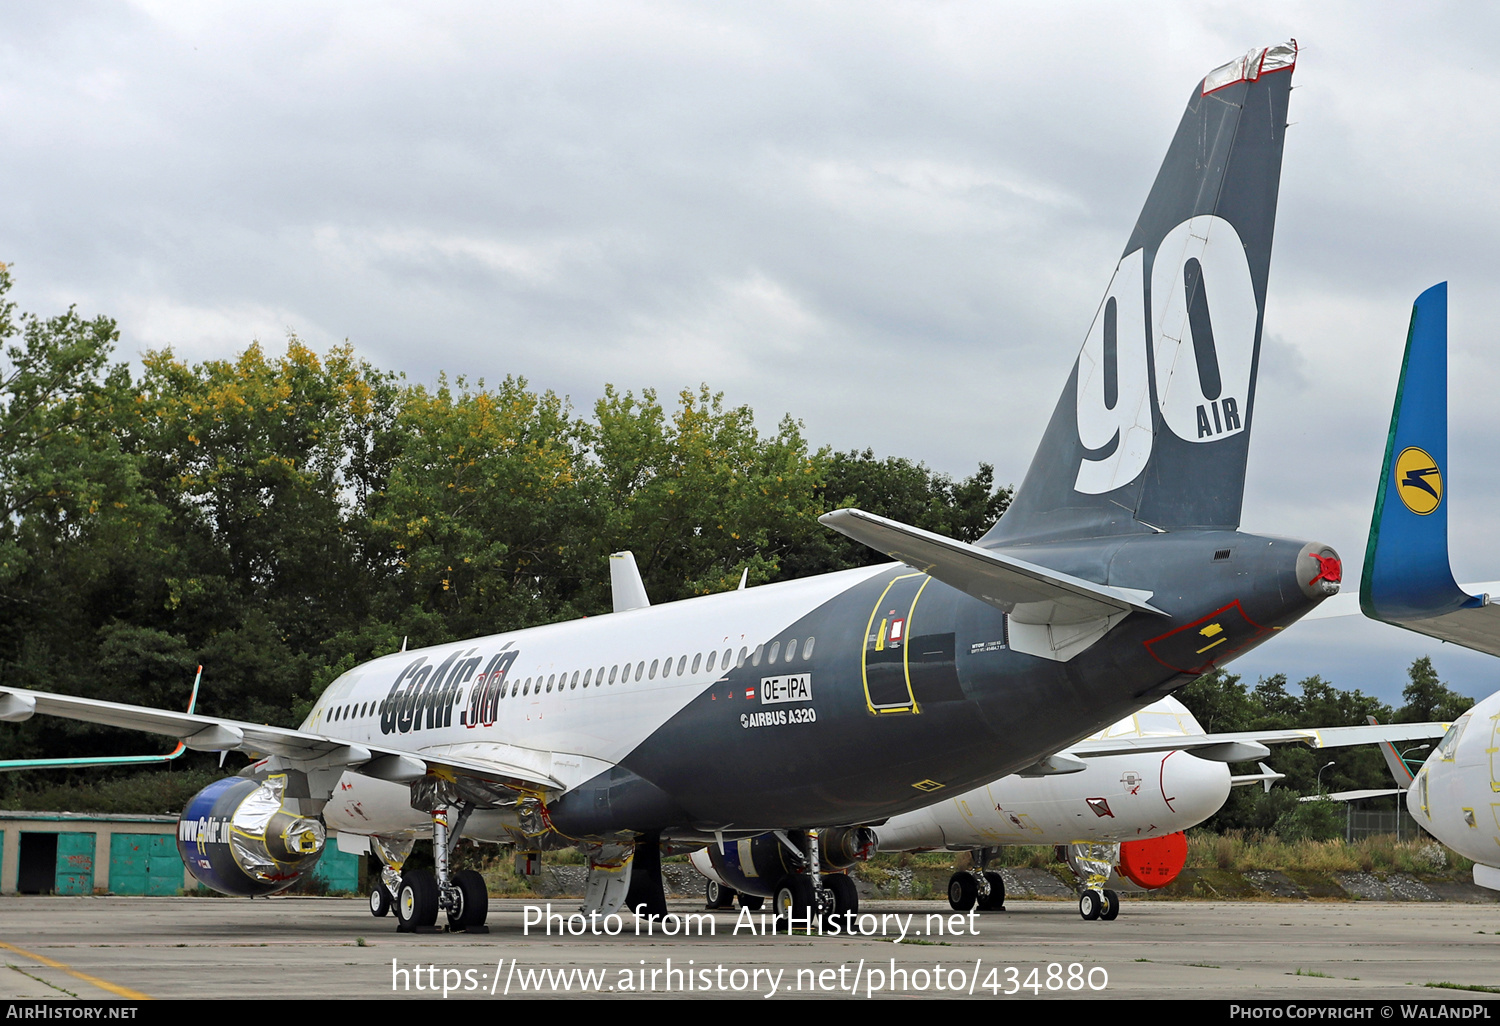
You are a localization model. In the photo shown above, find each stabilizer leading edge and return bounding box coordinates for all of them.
[986,42,1297,546]
[1360,283,1500,654]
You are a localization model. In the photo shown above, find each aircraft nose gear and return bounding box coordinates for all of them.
[1064,842,1122,922]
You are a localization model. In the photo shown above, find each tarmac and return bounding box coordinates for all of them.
[1,895,1497,1001]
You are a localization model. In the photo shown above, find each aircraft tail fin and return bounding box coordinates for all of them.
[986,43,1296,545]
[1359,285,1500,653]
[610,551,651,613]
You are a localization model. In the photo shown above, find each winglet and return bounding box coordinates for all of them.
[1367,715,1419,790]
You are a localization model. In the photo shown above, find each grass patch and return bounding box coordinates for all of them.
[1187,830,1470,874]
[1293,968,1332,978]
[1425,982,1500,994]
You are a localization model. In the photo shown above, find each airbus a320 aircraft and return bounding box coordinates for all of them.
[1358,282,1500,891]
[689,695,1445,921]
[0,41,1332,932]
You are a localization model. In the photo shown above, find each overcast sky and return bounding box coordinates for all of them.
[3,2,1498,708]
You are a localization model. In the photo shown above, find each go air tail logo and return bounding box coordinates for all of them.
[1075,215,1259,494]
[1395,446,1443,515]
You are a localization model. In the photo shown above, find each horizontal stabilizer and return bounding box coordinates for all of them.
[1230,762,1285,793]
[819,508,1164,625]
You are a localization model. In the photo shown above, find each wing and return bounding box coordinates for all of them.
[0,685,562,795]
[819,508,1166,625]
[1067,721,1451,761]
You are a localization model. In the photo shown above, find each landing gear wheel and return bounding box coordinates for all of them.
[948,872,978,912]
[369,886,391,917]
[1078,890,1102,921]
[1100,889,1120,921]
[396,870,439,930]
[447,869,489,929]
[738,893,764,911]
[823,874,859,917]
[705,879,735,909]
[977,871,1006,911]
[774,877,816,928]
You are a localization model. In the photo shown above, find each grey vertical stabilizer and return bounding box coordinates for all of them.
[985,42,1296,546]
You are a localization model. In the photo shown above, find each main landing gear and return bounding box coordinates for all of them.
[946,847,1006,912]
[769,830,859,927]
[370,805,490,933]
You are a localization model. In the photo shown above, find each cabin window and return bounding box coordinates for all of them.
[570,671,579,690]
[768,641,781,664]
[583,669,592,687]
[679,655,689,675]
[751,644,763,667]
[804,637,815,659]
[737,647,747,668]
[609,665,619,685]
[785,639,798,661]
[705,651,716,672]
[649,659,659,680]
[636,660,646,680]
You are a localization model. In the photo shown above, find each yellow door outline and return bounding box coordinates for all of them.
[861,572,933,715]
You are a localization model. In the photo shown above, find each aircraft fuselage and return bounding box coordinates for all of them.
[314,528,1330,845]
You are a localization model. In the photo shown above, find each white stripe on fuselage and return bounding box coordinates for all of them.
[303,563,891,791]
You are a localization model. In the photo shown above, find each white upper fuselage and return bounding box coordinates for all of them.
[310,564,886,837]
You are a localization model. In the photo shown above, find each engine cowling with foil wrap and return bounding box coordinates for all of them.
[176,774,327,896]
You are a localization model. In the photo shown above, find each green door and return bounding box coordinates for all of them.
[110,834,180,895]
[55,833,95,895]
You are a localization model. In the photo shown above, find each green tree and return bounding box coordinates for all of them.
[1395,657,1474,723]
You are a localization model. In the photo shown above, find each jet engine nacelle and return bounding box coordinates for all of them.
[176,774,327,896]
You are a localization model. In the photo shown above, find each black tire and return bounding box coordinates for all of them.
[1100,888,1120,921]
[978,870,1006,911]
[823,874,858,917]
[706,879,736,909]
[1079,890,1102,921]
[396,871,439,928]
[948,872,978,912]
[774,876,816,927]
[738,893,764,911]
[449,869,489,928]
[369,885,391,918]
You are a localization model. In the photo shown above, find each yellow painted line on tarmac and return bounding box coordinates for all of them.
[0,940,152,1000]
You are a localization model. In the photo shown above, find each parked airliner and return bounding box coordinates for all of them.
[0,41,1330,931]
